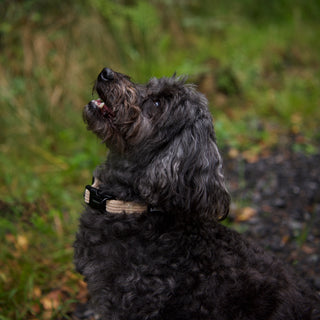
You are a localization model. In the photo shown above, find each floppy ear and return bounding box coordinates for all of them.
[137,114,230,221]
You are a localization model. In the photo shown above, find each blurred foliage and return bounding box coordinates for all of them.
[0,0,320,318]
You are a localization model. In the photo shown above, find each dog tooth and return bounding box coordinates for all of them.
[98,101,105,109]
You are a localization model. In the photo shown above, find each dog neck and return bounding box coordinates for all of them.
[84,176,148,214]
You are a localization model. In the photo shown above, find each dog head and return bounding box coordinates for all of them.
[83,68,230,221]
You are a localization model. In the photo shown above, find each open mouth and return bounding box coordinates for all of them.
[91,98,114,118]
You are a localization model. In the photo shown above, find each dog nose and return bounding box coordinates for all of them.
[99,68,114,81]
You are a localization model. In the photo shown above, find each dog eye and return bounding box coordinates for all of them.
[153,100,160,107]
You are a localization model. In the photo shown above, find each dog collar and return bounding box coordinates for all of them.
[84,177,148,214]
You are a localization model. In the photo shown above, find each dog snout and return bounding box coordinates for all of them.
[99,68,114,81]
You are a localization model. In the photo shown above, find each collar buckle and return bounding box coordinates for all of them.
[84,176,161,214]
[84,185,112,210]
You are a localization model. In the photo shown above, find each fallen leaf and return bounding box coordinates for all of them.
[16,235,29,251]
[281,235,290,245]
[301,245,315,254]
[236,207,257,222]
[30,302,41,315]
[40,289,63,311]
[242,150,259,163]
[228,148,239,159]
[32,286,42,298]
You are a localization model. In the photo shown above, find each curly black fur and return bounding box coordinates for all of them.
[74,68,319,319]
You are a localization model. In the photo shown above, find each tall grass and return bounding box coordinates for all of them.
[0,0,319,318]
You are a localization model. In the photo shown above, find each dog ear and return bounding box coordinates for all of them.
[138,113,230,221]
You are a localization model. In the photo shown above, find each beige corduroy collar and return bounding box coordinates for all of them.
[84,177,148,214]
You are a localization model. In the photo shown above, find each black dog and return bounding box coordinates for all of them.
[74,68,319,319]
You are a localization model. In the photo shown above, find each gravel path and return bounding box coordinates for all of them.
[224,148,320,292]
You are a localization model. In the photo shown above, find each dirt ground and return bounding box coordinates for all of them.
[224,148,320,293]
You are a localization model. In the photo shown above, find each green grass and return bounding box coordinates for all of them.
[0,0,319,317]
[0,203,80,318]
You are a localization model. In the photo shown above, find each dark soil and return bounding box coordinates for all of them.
[224,148,320,293]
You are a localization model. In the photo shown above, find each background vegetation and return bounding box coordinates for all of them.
[0,0,319,318]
